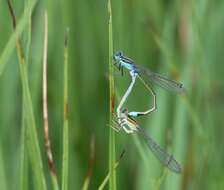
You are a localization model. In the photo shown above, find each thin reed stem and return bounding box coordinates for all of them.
[42,11,59,190]
[108,0,116,189]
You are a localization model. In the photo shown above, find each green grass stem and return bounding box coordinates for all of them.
[6,0,47,189]
[62,28,69,190]
[108,0,116,189]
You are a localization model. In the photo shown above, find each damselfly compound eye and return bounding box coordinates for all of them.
[115,51,123,57]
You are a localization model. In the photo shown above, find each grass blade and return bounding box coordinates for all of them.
[108,0,116,189]
[19,104,28,190]
[62,28,70,190]
[6,1,47,189]
[42,11,59,190]
[98,150,125,190]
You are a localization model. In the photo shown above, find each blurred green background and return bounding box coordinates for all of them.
[1,0,224,189]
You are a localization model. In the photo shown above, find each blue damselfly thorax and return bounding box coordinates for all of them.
[113,51,139,76]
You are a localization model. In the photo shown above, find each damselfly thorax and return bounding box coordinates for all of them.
[118,108,139,134]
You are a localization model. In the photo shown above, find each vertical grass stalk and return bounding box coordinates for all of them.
[42,12,59,190]
[98,150,125,190]
[7,0,47,189]
[108,0,116,189]
[62,28,69,190]
[19,105,28,190]
[19,1,33,189]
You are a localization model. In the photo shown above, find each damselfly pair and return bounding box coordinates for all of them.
[112,51,185,174]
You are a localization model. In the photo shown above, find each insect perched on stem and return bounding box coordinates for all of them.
[113,51,185,119]
[112,51,184,174]
[112,108,182,174]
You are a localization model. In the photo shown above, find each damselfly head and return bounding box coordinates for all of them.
[113,51,125,75]
[113,51,123,62]
[121,108,128,114]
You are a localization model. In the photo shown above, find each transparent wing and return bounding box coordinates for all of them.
[135,64,185,94]
[137,127,181,173]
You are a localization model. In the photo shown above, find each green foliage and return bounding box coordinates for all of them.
[0,0,224,189]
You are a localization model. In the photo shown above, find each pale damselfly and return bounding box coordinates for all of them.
[112,108,182,174]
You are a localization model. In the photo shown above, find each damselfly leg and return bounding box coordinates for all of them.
[110,111,129,133]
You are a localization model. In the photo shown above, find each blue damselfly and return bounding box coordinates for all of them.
[113,51,185,118]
